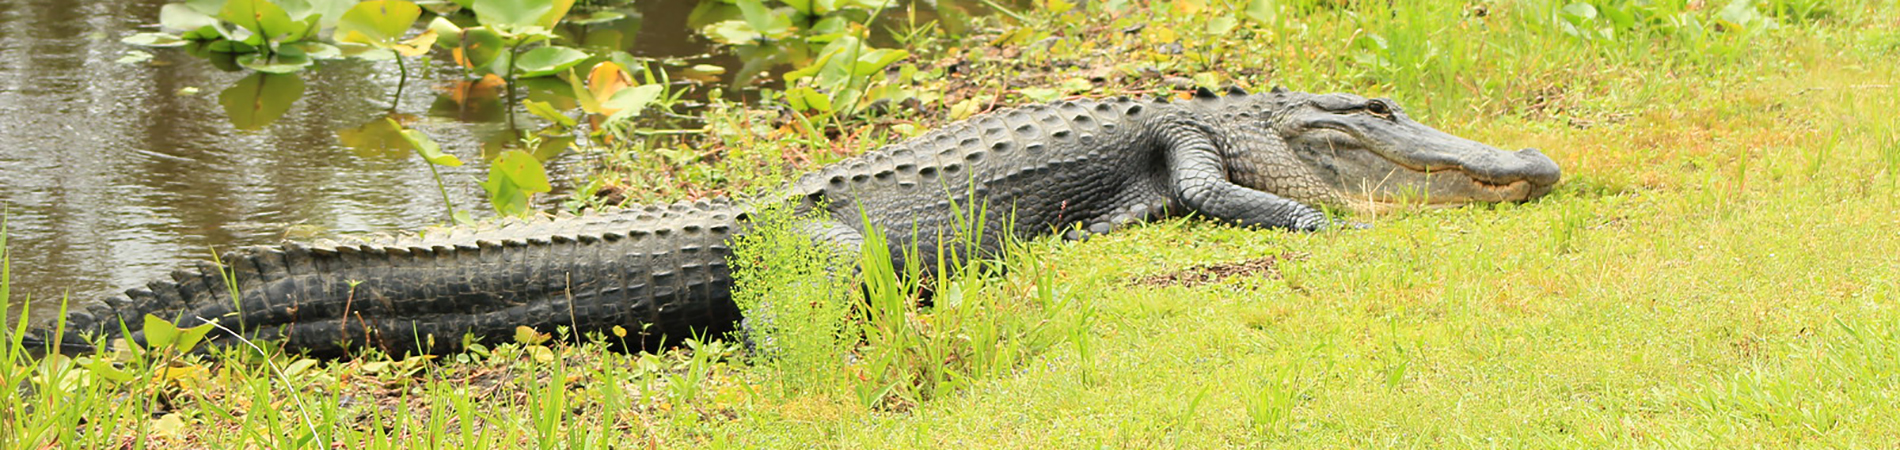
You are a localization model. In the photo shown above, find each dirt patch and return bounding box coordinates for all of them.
[1134,253,1306,288]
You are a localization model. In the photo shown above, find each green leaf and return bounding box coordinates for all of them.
[735,0,775,34]
[1207,15,1238,35]
[1019,87,1060,102]
[219,73,306,130]
[459,27,507,73]
[221,0,301,45]
[1717,0,1776,32]
[700,20,762,45]
[335,0,423,46]
[283,358,320,377]
[429,17,464,47]
[565,67,602,114]
[524,100,576,127]
[143,315,180,350]
[81,357,135,384]
[1244,0,1276,23]
[202,38,260,55]
[123,32,190,48]
[568,11,625,25]
[398,124,464,166]
[160,3,220,33]
[533,0,576,28]
[853,48,909,74]
[291,41,342,59]
[513,46,588,77]
[472,0,550,27]
[181,26,225,42]
[174,322,215,354]
[1559,3,1597,26]
[785,86,832,112]
[1601,4,1637,29]
[480,150,551,216]
[602,84,664,123]
[276,0,353,26]
[782,0,814,15]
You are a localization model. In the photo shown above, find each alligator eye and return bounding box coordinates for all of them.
[1365,100,1392,117]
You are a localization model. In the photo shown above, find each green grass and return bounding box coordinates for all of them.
[8,0,1900,447]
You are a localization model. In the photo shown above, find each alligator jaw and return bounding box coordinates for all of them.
[1287,99,1562,213]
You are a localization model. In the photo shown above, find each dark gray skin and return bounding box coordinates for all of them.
[25,88,1560,357]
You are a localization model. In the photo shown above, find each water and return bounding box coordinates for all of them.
[0,0,747,324]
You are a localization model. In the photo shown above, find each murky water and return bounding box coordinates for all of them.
[0,0,752,324]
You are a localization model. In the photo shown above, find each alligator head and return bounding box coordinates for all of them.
[1212,89,1562,214]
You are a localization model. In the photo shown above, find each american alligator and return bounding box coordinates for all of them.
[24,87,1561,357]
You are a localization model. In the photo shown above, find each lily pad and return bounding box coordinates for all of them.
[221,0,301,45]
[335,0,423,45]
[122,32,190,48]
[513,46,588,78]
[291,42,342,59]
[473,0,568,28]
[159,0,222,32]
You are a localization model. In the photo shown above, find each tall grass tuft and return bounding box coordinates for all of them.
[728,199,1087,410]
[726,203,862,396]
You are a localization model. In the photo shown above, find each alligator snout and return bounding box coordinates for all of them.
[1456,146,1561,190]
[1509,148,1562,187]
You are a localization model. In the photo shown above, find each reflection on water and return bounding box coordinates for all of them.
[0,0,730,324]
[0,0,996,326]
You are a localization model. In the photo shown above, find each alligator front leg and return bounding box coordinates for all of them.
[1159,117,1330,231]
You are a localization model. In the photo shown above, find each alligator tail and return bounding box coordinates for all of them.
[33,200,746,357]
